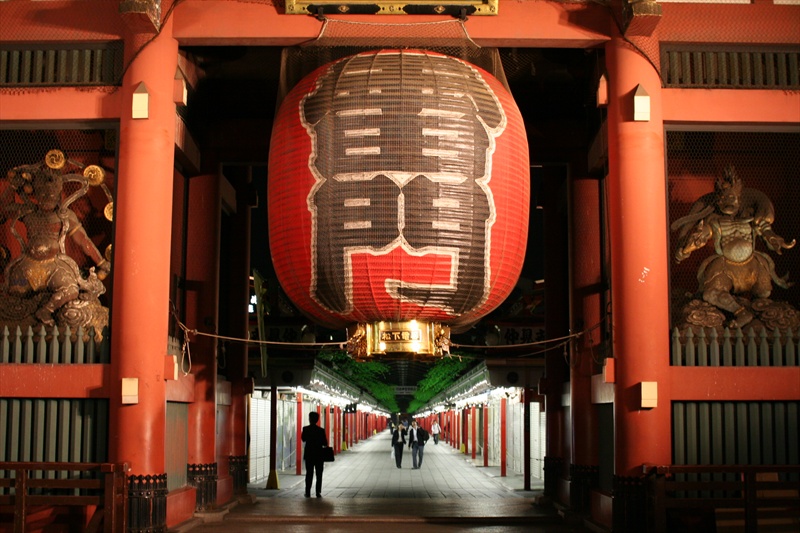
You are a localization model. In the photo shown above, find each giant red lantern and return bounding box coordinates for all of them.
[269,49,529,358]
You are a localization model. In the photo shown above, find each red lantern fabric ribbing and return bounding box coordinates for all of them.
[269,49,529,333]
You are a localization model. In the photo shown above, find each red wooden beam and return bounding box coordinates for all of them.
[663,90,800,124]
[670,367,800,401]
[171,0,609,48]
[0,364,109,398]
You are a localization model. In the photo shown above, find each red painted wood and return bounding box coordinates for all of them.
[296,393,303,475]
[500,398,507,477]
[606,31,672,476]
[483,404,489,468]
[0,365,107,398]
[108,17,178,476]
[570,178,601,469]
[471,406,477,461]
[186,174,221,468]
[670,367,800,401]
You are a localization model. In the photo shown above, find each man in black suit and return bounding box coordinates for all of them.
[408,420,429,469]
[301,411,328,498]
[391,423,406,468]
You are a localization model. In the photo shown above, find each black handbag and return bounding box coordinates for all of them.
[322,446,335,462]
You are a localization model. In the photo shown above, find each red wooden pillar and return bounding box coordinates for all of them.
[222,166,253,497]
[265,384,279,489]
[542,164,570,487]
[569,177,602,506]
[295,393,303,475]
[348,412,353,449]
[463,410,468,455]
[340,409,345,450]
[450,410,458,448]
[334,406,340,454]
[523,388,531,491]
[450,411,455,448]
[185,172,221,509]
[570,177,601,469]
[455,411,459,450]
[343,410,348,450]
[500,397,507,477]
[456,410,467,453]
[452,411,456,448]
[471,405,477,460]
[109,17,177,526]
[323,404,330,446]
[449,411,454,447]
[606,31,671,477]
[483,404,489,467]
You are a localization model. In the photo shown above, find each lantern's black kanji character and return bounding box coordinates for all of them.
[302,51,506,316]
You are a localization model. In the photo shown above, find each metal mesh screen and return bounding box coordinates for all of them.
[0,128,116,338]
[668,130,800,332]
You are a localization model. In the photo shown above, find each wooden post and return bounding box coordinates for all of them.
[523,388,531,490]
[471,405,477,460]
[334,406,340,454]
[606,30,671,476]
[295,393,303,475]
[266,384,279,489]
[501,397,507,477]
[483,404,489,467]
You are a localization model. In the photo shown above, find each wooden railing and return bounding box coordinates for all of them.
[0,462,128,533]
[671,327,799,367]
[1,325,109,364]
[644,464,800,533]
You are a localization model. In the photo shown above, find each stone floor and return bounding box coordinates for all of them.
[175,430,592,533]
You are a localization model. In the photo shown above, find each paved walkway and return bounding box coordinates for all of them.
[180,430,590,533]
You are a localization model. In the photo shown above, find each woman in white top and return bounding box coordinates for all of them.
[431,420,441,445]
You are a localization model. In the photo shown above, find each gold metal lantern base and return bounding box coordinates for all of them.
[346,321,450,361]
[284,0,498,16]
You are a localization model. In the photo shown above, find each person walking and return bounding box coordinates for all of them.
[408,420,429,469]
[391,422,406,468]
[431,419,441,445]
[301,411,328,498]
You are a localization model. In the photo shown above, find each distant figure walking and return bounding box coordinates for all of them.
[408,420,429,469]
[302,411,328,498]
[431,420,441,445]
[391,423,407,468]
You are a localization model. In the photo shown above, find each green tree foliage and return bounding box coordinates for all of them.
[317,350,400,413]
[406,355,471,414]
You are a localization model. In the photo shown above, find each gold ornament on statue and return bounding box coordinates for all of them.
[104,244,113,263]
[45,149,66,170]
[0,150,111,334]
[84,165,105,186]
[104,202,114,221]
